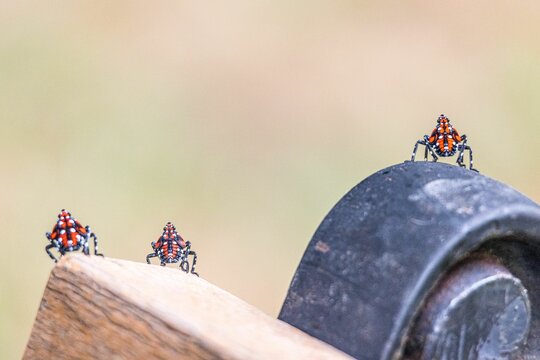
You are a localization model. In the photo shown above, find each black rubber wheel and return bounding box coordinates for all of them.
[279,162,540,360]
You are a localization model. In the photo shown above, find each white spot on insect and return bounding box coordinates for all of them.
[60,230,66,234]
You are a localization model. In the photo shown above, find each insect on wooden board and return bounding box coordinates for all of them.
[146,222,199,276]
[45,209,103,263]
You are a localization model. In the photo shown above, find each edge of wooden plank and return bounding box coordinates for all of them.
[24,255,353,360]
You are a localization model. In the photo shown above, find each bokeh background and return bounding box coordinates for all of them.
[2,1,540,358]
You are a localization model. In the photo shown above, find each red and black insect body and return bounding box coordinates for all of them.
[146,222,198,276]
[410,114,478,171]
[45,209,103,263]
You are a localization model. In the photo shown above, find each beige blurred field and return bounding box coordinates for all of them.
[1,1,540,358]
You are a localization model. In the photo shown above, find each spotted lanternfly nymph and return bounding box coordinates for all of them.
[410,114,478,172]
[146,222,199,276]
[45,209,103,263]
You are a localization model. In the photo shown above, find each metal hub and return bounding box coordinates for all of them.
[404,256,530,359]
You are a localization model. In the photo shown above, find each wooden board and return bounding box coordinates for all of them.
[24,255,352,359]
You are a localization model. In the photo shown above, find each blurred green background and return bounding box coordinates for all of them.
[2,1,540,358]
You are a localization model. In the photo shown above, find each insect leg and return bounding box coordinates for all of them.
[86,226,103,257]
[45,243,59,263]
[421,135,438,162]
[178,246,189,273]
[465,145,479,172]
[456,139,467,168]
[180,260,189,273]
[188,250,199,277]
[146,252,158,264]
[81,234,90,255]
[425,144,438,162]
[411,140,425,161]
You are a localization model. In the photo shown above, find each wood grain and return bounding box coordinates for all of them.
[24,255,352,359]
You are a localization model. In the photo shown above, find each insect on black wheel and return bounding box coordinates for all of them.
[279,162,540,359]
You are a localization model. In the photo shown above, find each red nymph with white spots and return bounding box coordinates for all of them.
[410,114,478,172]
[45,209,103,263]
[146,222,199,276]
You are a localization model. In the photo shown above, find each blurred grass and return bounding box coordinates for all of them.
[1,1,540,358]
